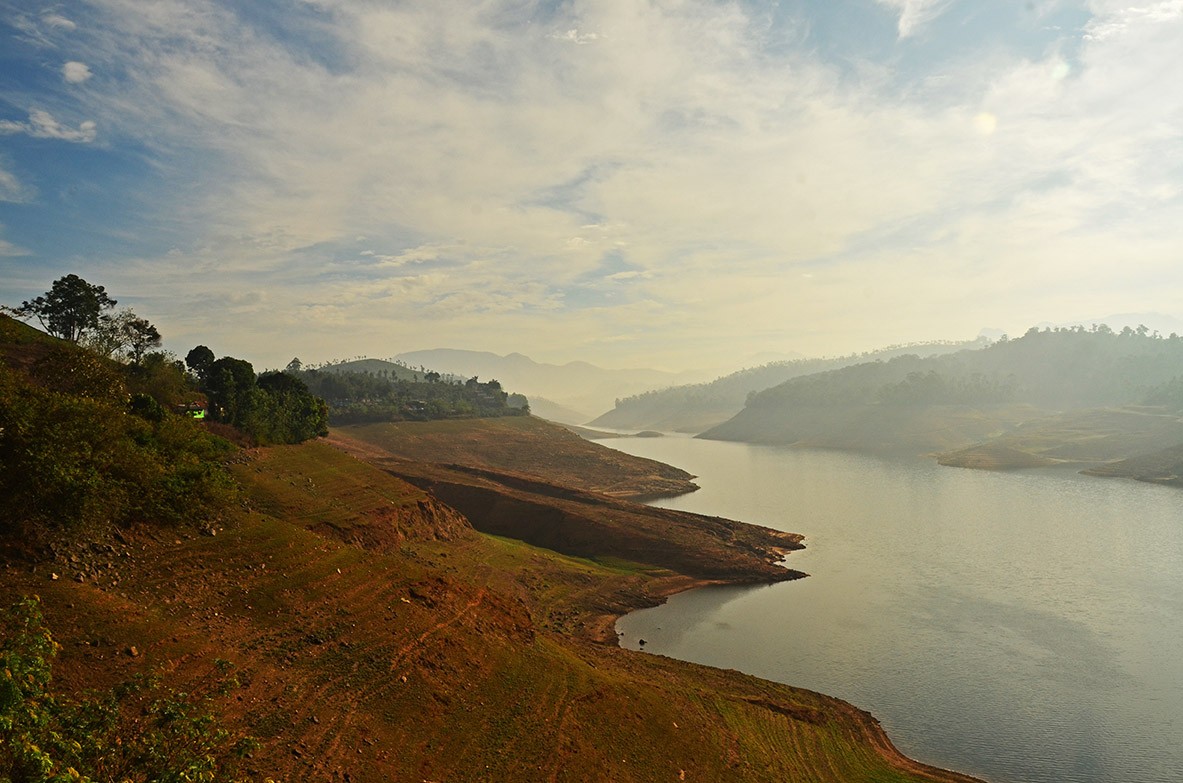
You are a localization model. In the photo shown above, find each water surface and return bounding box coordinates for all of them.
[607,437,1183,783]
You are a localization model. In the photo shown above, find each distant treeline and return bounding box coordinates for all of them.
[746,325,1183,412]
[591,339,987,431]
[291,363,528,424]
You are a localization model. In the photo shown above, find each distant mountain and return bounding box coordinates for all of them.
[701,326,1183,464]
[394,348,715,420]
[590,340,987,434]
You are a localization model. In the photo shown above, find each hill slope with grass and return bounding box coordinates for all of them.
[1,316,983,783]
[336,415,700,499]
[2,439,982,783]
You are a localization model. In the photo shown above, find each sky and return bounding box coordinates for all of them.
[1,0,1182,373]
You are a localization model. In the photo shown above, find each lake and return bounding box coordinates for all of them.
[606,436,1183,783]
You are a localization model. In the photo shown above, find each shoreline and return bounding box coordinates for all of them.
[596,553,988,783]
[331,426,987,782]
[586,567,806,646]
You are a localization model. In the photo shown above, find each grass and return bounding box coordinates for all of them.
[337,416,700,498]
[2,436,983,782]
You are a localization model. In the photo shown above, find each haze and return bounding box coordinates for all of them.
[2,0,1182,371]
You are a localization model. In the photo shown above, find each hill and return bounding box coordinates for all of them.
[1,315,982,782]
[703,327,1183,465]
[395,348,714,420]
[334,416,699,499]
[938,407,1183,470]
[1081,443,1183,486]
[590,340,987,434]
[316,356,433,381]
[0,438,982,783]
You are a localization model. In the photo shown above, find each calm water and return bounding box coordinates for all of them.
[607,436,1183,783]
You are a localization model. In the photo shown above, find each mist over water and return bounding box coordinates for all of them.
[607,436,1183,783]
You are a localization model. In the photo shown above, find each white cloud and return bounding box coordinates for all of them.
[0,110,97,142]
[31,0,1183,369]
[43,13,77,31]
[0,164,31,202]
[63,61,93,83]
[552,28,602,45]
[876,0,951,38]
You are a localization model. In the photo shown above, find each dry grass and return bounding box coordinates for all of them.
[3,437,983,782]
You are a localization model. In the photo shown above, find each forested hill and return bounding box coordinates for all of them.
[701,326,1183,457]
[589,340,986,433]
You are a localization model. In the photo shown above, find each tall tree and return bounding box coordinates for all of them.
[203,356,257,427]
[121,315,162,363]
[15,274,116,342]
[83,307,162,363]
[185,345,216,380]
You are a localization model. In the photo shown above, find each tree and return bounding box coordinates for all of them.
[14,274,116,342]
[285,357,303,374]
[203,356,257,427]
[185,345,216,380]
[84,307,162,363]
[121,315,161,363]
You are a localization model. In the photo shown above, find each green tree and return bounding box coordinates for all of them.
[184,345,215,381]
[253,372,328,444]
[83,308,162,364]
[14,275,116,343]
[203,356,257,428]
[121,316,162,364]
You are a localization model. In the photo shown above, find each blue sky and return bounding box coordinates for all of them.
[2,0,1182,372]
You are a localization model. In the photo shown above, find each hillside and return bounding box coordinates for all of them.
[702,327,1183,463]
[317,357,431,381]
[0,441,981,783]
[938,407,1183,470]
[590,340,987,434]
[1081,443,1183,486]
[335,416,700,499]
[1,316,983,782]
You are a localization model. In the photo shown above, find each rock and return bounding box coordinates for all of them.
[127,646,139,657]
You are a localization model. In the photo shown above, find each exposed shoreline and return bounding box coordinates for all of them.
[330,424,986,782]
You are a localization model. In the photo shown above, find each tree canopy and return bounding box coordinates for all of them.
[14,274,117,343]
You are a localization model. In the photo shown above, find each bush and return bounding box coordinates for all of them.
[1,597,273,783]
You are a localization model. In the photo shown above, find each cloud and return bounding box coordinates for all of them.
[876,0,951,38]
[63,61,93,83]
[0,163,31,203]
[17,0,1183,369]
[0,221,29,256]
[43,13,77,31]
[551,28,602,45]
[0,109,97,142]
